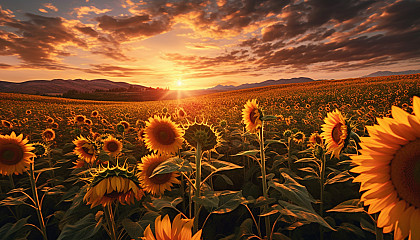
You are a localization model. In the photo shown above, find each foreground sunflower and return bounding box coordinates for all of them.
[351,96,420,240]
[0,132,35,175]
[73,136,97,163]
[84,164,144,207]
[137,154,180,196]
[144,115,184,154]
[242,99,262,133]
[320,109,349,158]
[184,122,221,151]
[103,135,123,157]
[142,214,202,240]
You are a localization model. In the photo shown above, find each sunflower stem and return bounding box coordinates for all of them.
[8,174,15,189]
[258,126,271,239]
[319,153,327,240]
[193,142,202,234]
[287,137,292,169]
[104,204,118,240]
[28,163,48,240]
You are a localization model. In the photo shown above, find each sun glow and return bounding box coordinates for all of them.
[177,80,182,86]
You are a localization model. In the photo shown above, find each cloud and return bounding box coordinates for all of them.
[83,64,156,77]
[43,3,58,12]
[0,63,12,69]
[72,6,111,17]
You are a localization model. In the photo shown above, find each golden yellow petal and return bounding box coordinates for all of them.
[394,206,415,240]
[413,96,420,120]
[144,225,156,240]
[409,208,420,240]
[161,215,172,239]
[377,202,396,228]
[192,229,202,240]
[367,191,397,214]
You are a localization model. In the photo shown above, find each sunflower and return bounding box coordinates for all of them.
[32,142,49,158]
[242,99,262,133]
[26,109,32,115]
[320,109,349,158]
[351,97,420,240]
[177,108,187,119]
[144,115,184,154]
[42,128,55,142]
[84,164,144,207]
[91,110,99,118]
[1,120,12,129]
[137,154,180,196]
[138,128,146,143]
[119,120,130,130]
[293,131,305,144]
[142,214,202,240]
[308,132,323,147]
[46,116,54,124]
[103,136,123,157]
[74,115,86,125]
[184,122,221,151]
[72,136,97,163]
[85,118,92,126]
[0,132,35,175]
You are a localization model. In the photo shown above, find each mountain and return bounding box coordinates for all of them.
[0,79,148,95]
[363,70,420,78]
[206,77,313,91]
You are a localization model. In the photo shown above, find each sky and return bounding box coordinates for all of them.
[0,0,419,90]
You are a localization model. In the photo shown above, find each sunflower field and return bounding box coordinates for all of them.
[0,74,419,240]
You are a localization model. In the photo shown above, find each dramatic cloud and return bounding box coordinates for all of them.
[83,64,158,77]
[72,6,111,17]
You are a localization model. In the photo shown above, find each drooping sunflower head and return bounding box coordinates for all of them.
[84,164,144,208]
[242,99,262,133]
[320,109,350,158]
[72,136,97,164]
[137,153,180,196]
[42,128,55,142]
[308,132,323,147]
[102,135,123,157]
[74,115,86,125]
[32,142,50,158]
[142,213,202,240]
[293,131,305,144]
[119,121,130,131]
[184,121,221,151]
[144,115,184,154]
[0,132,35,176]
[350,96,420,240]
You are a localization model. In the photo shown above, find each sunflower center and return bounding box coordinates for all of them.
[44,131,53,139]
[82,147,93,156]
[0,143,24,165]
[76,116,84,122]
[391,138,420,208]
[105,190,124,198]
[155,125,176,145]
[106,141,119,152]
[332,123,343,143]
[249,109,259,124]
[147,161,172,185]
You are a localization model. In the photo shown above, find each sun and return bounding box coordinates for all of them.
[177,80,182,86]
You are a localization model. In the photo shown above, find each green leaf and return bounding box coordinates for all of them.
[150,157,192,178]
[232,150,259,156]
[203,159,243,173]
[211,190,245,214]
[0,195,30,207]
[261,115,277,121]
[0,216,30,240]
[337,223,365,238]
[325,170,354,185]
[360,218,376,234]
[276,200,335,231]
[121,218,146,240]
[152,197,183,211]
[327,199,365,213]
[57,213,102,240]
[34,166,61,173]
[192,191,219,209]
[269,172,315,211]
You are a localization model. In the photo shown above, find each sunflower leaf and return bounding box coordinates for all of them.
[326,199,364,213]
[325,170,354,185]
[261,115,277,121]
[57,213,102,240]
[232,150,259,156]
[150,157,192,178]
[0,216,30,239]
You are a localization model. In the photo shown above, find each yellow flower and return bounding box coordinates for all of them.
[42,128,55,142]
[293,131,305,144]
[84,164,144,208]
[119,120,130,130]
[144,115,184,154]
[74,115,86,125]
[0,132,35,175]
[184,122,221,151]
[242,99,262,133]
[308,132,323,146]
[91,110,99,118]
[176,108,187,119]
[351,96,420,240]
[73,136,97,164]
[320,109,348,158]
[137,154,180,196]
[103,136,123,157]
[142,214,202,240]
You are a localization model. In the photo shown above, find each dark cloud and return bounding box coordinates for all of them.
[0,63,12,68]
[83,64,156,77]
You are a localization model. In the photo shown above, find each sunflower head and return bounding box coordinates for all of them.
[72,136,97,164]
[84,164,144,208]
[116,123,125,133]
[0,132,35,175]
[320,109,351,158]
[283,129,292,138]
[184,121,221,151]
[32,142,50,158]
[350,96,420,240]
[308,132,323,147]
[91,110,99,118]
[293,131,305,144]
[142,213,202,240]
[46,117,54,124]
[42,128,55,142]
[1,120,12,129]
[242,99,262,133]
[74,115,86,125]
[176,107,187,119]
[144,115,184,154]
[102,136,123,157]
[219,119,227,128]
[84,118,92,126]
[119,121,130,131]
[137,154,180,196]
[26,110,32,115]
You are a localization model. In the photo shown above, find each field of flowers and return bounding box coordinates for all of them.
[0,74,419,240]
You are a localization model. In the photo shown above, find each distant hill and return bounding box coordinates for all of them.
[0,79,148,95]
[363,70,420,78]
[206,77,313,91]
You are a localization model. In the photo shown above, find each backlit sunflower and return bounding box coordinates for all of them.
[0,132,35,175]
[184,122,221,151]
[293,131,305,144]
[74,115,86,125]
[42,128,55,142]
[242,99,262,133]
[320,109,349,158]
[308,132,323,147]
[32,142,49,158]
[351,97,420,240]
[144,115,184,154]
[177,108,187,119]
[84,164,144,208]
[142,214,202,240]
[72,136,97,163]
[103,136,123,157]
[137,154,180,196]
